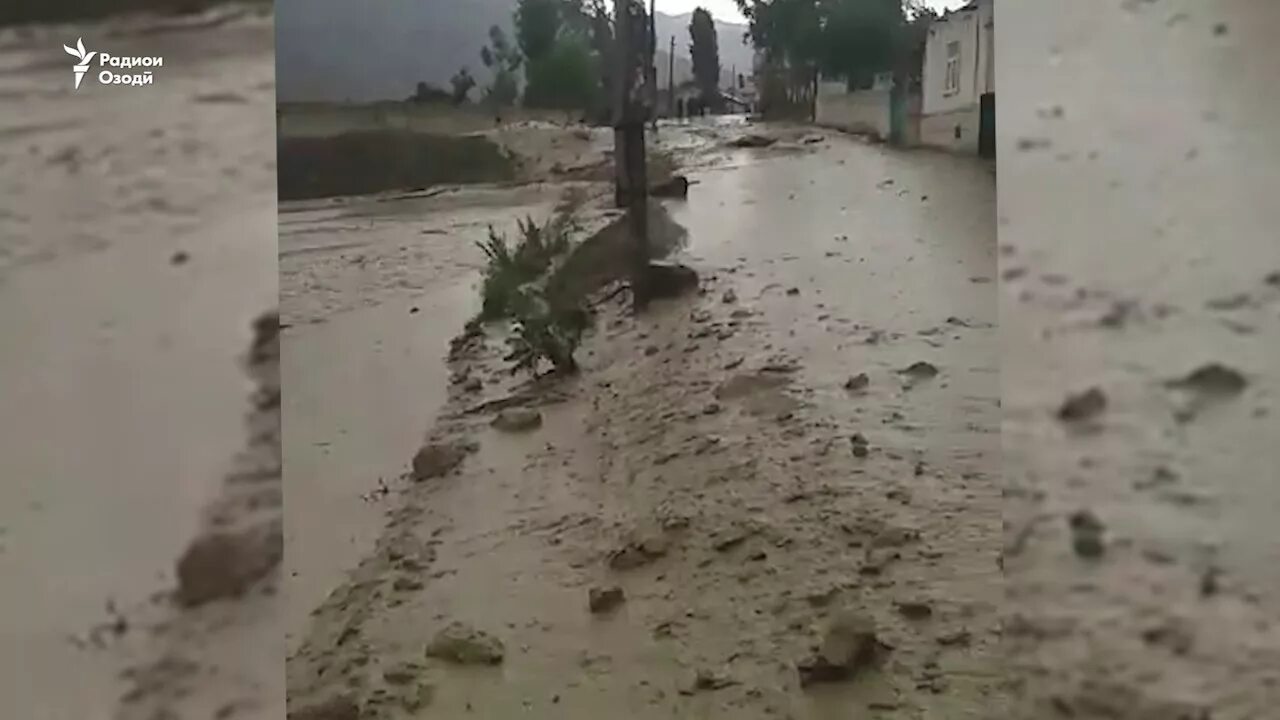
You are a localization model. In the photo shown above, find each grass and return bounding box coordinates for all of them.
[475,200,590,376]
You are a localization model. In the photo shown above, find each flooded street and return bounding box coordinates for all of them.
[999,0,1280,716]
[0,7,279,720]
[285,122,1002,719]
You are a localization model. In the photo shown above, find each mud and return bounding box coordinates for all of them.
[1000,0,1280,717]
[0,6,279,719]
[276,131,516,201]
[284,120,1001,719]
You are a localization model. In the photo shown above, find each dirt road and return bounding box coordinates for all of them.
[0,7,280,719]
[284,121,1001,719]
[999,1,1280,717]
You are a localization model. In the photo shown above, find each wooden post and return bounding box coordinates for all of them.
[614,0,651,310]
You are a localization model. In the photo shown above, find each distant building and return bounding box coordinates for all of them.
[921,0,994,155]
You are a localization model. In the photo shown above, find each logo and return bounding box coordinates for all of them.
[59,39,163,89]
[63,37,96,90]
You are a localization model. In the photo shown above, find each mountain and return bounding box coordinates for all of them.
[274,0,754,103]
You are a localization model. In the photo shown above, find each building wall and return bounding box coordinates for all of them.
[921,0,993,151]
[815,82,891,139]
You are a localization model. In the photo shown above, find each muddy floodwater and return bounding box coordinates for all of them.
[284,120,1002,718]
[999,0,1280,716]
[0,7,278,720]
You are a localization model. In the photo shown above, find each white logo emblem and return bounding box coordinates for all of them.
[63,37,96,90]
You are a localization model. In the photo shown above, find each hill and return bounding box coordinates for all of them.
[275,0,754,103]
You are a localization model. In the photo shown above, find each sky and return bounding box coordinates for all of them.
[656,0,969,25]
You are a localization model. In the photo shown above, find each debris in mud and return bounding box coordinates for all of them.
[646,262,700,300]
[844,373,870,392]
[683,668,738,694]
[651,175,690,199]
[797,611,884,688]
[936,629,971,647]
[424,622,505,666]
[411,441,471,481]
[1056,387,1107,423]
[287,693,361,720]
[462,377,483,393]
[898,361,939,380]
[174,518,282,607]
[169,250,190,265]
[786,287,801,296]
[896,600,934,620]
[728,134,777,148]
[1265,270,1280,287]
[1205,293,1253,311]
[588,586,626,614]
[608,534,670,571]
[850,432,871,459]
[1068,510,1106,559]
[1141,617,1195,656]
[722,289,738,304]
[1099,300,1138,328]
[491,408,543,433]
[1164,362,1248,397]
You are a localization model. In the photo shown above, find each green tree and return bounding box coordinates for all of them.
[525,35,601,111]
[689,7,721,109]
[515,0,561,62]
[450,68,477,104]
[481,25,522,106]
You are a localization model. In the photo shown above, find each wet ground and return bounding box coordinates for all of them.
[999,1,1280,717]
[284,120,1001,718]
[0,6,279,719]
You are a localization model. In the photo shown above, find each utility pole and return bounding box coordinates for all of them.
[648,0,658,131]
[614,0,651,309]
[668,35,675,118]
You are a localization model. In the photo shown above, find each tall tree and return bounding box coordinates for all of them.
[515,0,562,63]
[449,67,476,104]
[481,25,522,106]
[689,7,721,109]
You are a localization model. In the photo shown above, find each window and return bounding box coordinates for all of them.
[945,41,961,95]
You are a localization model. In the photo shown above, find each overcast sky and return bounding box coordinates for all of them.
[657,0,969,24]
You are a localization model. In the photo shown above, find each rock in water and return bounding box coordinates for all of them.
[647,262,700,300]
[651,175,690,199]
[175,518,282,607]
[412,442,469,481]
[797,611,883,687]
[425,622,505,665]
[1057,387,1107,422]
[1165,362,1248,397]
[491,408,543,432]
[588,586,626,614]
[287,693,360,720]
[1068,510,1106,559]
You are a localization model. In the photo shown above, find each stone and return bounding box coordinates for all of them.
[424,622,505,665]
[175,518,282,608]
[895,600,933,620]
[1165,362,1248,397]
[491,408,543,433]
[1057,387,1107,422]
[844,373,870,391]
[608,535,669,571]
[651,175,690,199]
[646,262,700,300]
[411,442,469,481]
[588,586,626,614]
[898,361,939,380]
[1068,510,1106,559]
[798,611,882,687]
[287,693,360,720]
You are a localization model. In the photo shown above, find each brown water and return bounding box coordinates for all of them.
[999,1,1280,716]
[0,8,277,719]
[286,123,1003,719]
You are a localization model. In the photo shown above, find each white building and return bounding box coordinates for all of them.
[921,0,994,154]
